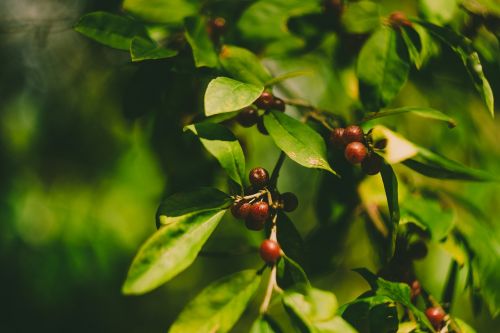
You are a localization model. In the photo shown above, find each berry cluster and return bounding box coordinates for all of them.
[330,125,382,175]
[237,92,286,134]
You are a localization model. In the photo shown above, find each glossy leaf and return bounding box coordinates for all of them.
[204,77,264,116]
[250,315,283,333]
[263,111,336,174]
[363,106,456,128]
[74,11,148,50]
[156,187,232,228]
[418,0,458,24]
[184,16,218,68]
[342,1,382,34]
[219,45,272,86]
[186,123,246,188]
[169,270,262,333]
[415,20,494,117]
[123,0,199,25]
[122,210,226,295]
[357,26,410,111]
[130,37,178,62]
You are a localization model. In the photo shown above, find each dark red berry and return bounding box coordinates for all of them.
[281,192,298,212]
[210,17,226,34]
[254,92,274,109]
[388,11,412,29]
[343,125,364,144]
[249,167,269,188]
[410,280,421,299]
[245,217,265,231]
[408,240,428,260]
[237,107,259,127]
[344,142,367,164]
[231,201,251,219]
[361,153,383,175]
[330,128,345,149]
[256,117,269,135]
[272,97,286,112]
[425,307,445,329]
[259,239,281,263]
[250,201,270,221]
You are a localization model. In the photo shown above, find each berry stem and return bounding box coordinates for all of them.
[259,215,279,314]
[270,151,287,188]
[233,189,267,202]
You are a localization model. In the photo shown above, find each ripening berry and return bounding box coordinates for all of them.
[410,280,421,299]
[330,128,345,149]
[388,11,412,29]
[259,239,282,263]
[237,107,259,127]
[250,201,270,221]
[249,167,269,188]
[210,17,227,34]
[361,153,383,175]
[231,201,251,219]
[344,142,368,164]
[281,192,298,212]
[343,125,364,144]
[425,307,445,329]
[272,97,286,112]
[254,91,274,109]
[256,117,269,135]
[245,217,265,231]
[408,240,428,260]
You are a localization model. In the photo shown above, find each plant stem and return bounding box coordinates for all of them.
[442,260,459,312]
[259,215,278,314]
[270,151,287,188]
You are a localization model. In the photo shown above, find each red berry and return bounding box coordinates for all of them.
[410,280,421,299]
[256,117,269,135]
[245,217,265,231]
[211,17,226,33]
[343,125,364,144]
[231,201,251,219]
[388,11,412,29]
[361,153,383,175]
[250,201,270,221]
[237,107,259,127]
[249,167,269,188]
[330,128,345,149]
[425,307,445,329]
[254,92,274,109]
[272,97,286,112]
[281,192,298,212]
[344,142,367,164]
[259,239,281,263]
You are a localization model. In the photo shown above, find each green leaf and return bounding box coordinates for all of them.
[455,318,478,333]
[277,255,311,292]
[123,0,199,25]
[415,20,495,117]
[130,37,178,62]
[263,111,336,174]
[370,126,419,164]
[122,209,226,295]
[184,16,218,68]
[250,315,284,333]
[185,123,246,188]
[204,77,264,116]
[277,212,305,265]
[418,0,458,24]
[354,269,435,331]
[380,163,399,258]
[400,197,455,241]
[219,45,272,86]
[341,296,399,333]
[341,1,382,34]
[169,270,262,333]
[363,106,456,128]
[74,11,148,50]
[283,288,356,333]
[400,26,424,69]
[156,187,232,228]
[357,26,410,111]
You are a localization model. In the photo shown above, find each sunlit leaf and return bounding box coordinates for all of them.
[184,16,218,68]
[371,126,419,164]
[75,11,148,50]
[169,270,262,333]
[123,0,199,25]
[250,315,284,333]
[357,26,410,111]
[418,0,458,24]
[185,123,246,188]
[263,111,336,174]
[342,1,382,34]
[363,106,456,127]
[219,45,272,86]
[204,77,264,116]
[122,209,226,294]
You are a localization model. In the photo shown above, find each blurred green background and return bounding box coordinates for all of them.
[1,0,499,332]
